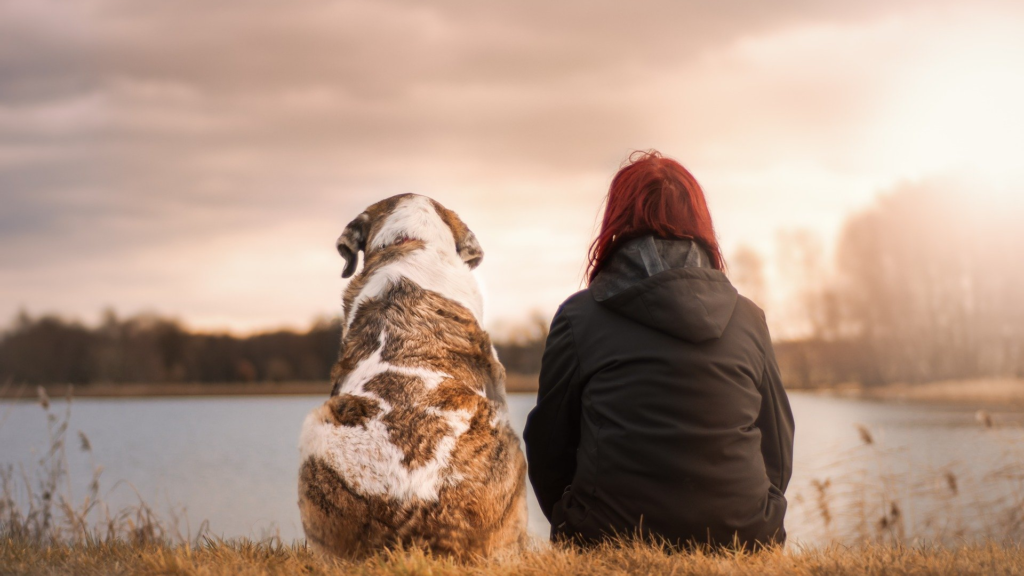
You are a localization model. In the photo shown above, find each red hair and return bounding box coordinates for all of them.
[587,150,724,283]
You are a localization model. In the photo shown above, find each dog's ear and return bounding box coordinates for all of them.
[428,198,484,270]
[457,229,483,270]
[337,212,370,278]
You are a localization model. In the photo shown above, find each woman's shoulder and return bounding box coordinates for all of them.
[733,293,767,322]
[732,294,773,344]
[555,289,598,319]
[561,289,592,308]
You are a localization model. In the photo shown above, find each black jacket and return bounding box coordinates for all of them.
[523,236,794,549]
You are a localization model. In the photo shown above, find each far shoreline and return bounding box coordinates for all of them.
[5,376,1024,408]
[0,374,544,401]
[806,378,1024,408]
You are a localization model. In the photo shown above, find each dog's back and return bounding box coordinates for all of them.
[298,194,527,559]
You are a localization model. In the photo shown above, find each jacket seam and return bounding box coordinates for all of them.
[561,310,597,495]
[561,310,584,377]
[692,289,714,332]
[638,293,657,327]
[760,360,786,489]
[757,348,769,390]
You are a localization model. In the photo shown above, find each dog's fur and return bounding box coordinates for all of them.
[297,194,527,559]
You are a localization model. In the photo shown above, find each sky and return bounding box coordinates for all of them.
[1,0,1023,337]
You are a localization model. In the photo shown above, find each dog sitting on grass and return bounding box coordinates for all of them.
[297,194,527,559]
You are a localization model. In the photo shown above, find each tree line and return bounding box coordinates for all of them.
[0,310,548,386]
[769,182,1024,387]
[3,183,1021,389]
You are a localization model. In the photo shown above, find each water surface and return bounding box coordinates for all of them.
[2,392,1022,545]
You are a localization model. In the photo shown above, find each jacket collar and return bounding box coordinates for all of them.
[591,235,711,302]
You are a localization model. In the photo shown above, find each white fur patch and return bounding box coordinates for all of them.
[299,331,473,502]
[345,196,484,331]
[335,331,450,396]
[370,195,456,252]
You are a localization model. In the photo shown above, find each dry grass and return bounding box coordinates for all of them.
[0,387,207,547]
[3,538,1024,576]
[7,385,1024,574]
[788,411,1024,546]
[818,379,1024,406]
[861,379,1024,406]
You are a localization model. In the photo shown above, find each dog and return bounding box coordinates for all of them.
[297,193,528,559]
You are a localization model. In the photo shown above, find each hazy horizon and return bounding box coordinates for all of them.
[2,0,1023,338]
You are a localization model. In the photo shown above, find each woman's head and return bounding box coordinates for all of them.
[587,150,724,283]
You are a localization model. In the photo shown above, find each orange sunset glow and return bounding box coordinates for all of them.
[2,0,1023,337]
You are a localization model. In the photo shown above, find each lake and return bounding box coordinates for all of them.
[3,391,1024,546]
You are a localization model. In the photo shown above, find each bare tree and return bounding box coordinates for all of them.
[729,245,768,309]
[776,229,841,341]
[834,181,1024,384]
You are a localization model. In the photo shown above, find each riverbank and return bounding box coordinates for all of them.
[815,378,1024,407]
[0,380,330,400]
[3,539,1024,576]
[0,374,543,401]
[7,377,1024,406]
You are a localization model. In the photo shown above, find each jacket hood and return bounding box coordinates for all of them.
[590,236,738,343]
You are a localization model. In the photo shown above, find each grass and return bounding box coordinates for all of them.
[6,386,1024,574]
[4,537,1024,576]
[853,379,1024,406]
[788,411,1024,546]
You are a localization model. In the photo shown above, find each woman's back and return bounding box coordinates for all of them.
[524,236,793,548]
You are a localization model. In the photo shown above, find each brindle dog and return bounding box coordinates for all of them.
[298,194,527,559]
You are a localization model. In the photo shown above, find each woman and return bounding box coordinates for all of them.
[524,151,794,550]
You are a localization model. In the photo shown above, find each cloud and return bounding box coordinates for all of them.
[1,0,1022,331]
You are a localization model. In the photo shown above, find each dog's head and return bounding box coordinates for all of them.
[336,194,483,278]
